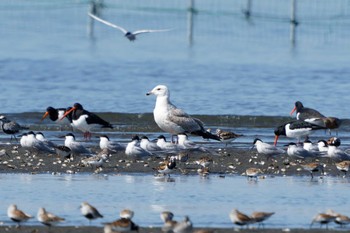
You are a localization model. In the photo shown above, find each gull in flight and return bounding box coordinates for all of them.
[88,13,171,41]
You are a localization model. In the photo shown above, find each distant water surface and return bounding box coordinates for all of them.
[0,0,350,118]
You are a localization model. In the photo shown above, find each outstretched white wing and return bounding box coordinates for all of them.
[132,28,172,35]
[88,13,128,34]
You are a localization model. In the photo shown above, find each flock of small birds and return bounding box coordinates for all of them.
[5,202,350,231]
[0,84,349,230]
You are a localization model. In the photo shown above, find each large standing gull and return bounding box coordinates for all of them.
[146,85,220,141]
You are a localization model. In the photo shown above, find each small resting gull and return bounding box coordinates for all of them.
[146,85,220,141]
[88,13,171,41]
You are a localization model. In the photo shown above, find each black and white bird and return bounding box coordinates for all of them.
[80,202,103,224]
[290,101,325,122]
[88,13,171,41]
[290,101,341,133]
[216,128,243,146]
[41,106,71,125]
[274,120,327,146]
[61,103,113,140]
[0,115,28,141]
[286,143,317,159]
[147,85,220,141]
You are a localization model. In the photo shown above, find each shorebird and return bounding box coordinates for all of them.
[156,135,179,153]
[303,139,319,153]
[80,202,103,224]
[250,211,275,228]
[274,120,327,146]
[61,103,113,140]
[88,13,171,41]
[195,156,213,168]
[160,211,177,233]
[173,216,193,233]
[334,213,350,227]
[290,101,325,121]
[317,140,329,152]
[140,136,163,153]
[245,167,262,180]
[216,128,243,146]
[81,150,108,169]
[327,137,341,147]
[120,209,134,220]
[310,213,336,229]
[103,217,139,233]
[0,115,28,141]
[251,138,285,160]
[98,135,124,153]
[301,162,324,179]
[327,142,350,161]
[41,106,71,125]
[335,160,350,176]
[229,209,253,227]
[63,133,92,158]
[154,156,177,177]
[290,101,341,133]
[26,131,55,153]
[146,85,220,141]
[54,145,72,159]
[35,132,56,149]
[286,142,317,159]
[125,135,153,159]
[37,207,65,227]
[7,204,33,227]
[177,133,209,152]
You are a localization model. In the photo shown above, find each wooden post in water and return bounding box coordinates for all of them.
[187,0,195,46]
[243,0,252,19]
[87,0,104,39]
[290,0,298,46]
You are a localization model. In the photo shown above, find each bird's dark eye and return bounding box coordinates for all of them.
[157,88,161,90]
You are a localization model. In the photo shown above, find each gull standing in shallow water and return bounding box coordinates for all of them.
[88,13,171,41]
[147,85,220,141]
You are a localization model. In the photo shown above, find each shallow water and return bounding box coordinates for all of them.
[0,173,349,229]
[1,0,350,118]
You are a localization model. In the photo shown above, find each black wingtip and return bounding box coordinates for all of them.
[192,130,221,141]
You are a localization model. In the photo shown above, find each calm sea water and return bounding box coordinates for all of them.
[0,0,350,118]
[0,173,349,229]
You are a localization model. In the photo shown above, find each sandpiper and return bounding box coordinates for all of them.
[80,202,103,224]
[37,207,65,227]
[7,204,33,227]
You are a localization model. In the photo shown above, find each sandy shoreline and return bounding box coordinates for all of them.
[0,143,343,178]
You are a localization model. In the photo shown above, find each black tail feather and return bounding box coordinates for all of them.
[192,130,221,141]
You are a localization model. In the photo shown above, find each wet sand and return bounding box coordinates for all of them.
[0,143,342,178]
[0,144,340,177]
[0,226,342,233]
